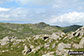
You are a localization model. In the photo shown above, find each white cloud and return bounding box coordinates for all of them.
[0,7,47,22]
[49,12,84,26]
[0,7,10,12]
[0,7,11,21]
[0,0,84,26]
[0,8,31,21]
[10,8,28,17]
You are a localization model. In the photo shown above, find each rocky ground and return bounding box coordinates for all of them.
[0,26,84,56]
[0,23,84,56]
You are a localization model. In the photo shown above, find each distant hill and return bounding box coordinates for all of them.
[62,25,82,33]
[52,25,82,33]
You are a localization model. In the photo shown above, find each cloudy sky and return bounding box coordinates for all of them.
[0,0,84,26]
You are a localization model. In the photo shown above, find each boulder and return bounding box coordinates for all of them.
[51,33,60,40]
[44,43,50,49]
[73,44,80,49]
[1,36,10,45]
[56,43,71,55]
[79,38,84,48]
[22,45,32,55]
[42,52,54,56]
[1,36,16,46]
[32,46,42,53]
[52,43,56,48]
[73,38,84,49]
[50,32,65,40]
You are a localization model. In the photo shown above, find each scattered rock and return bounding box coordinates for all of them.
[44,43,50,49]
[42,52,54,56]
[22,45,32,55]
[34,35,40,40]
[32,46,42,53]
[52,43,56,48]
[30,45,34,49]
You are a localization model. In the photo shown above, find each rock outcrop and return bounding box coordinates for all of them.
[75,26,84,36]
[66,26,84,39]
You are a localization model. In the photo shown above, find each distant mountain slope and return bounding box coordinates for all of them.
[61,25,82,33]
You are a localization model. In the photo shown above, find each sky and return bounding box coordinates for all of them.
[0,0,84,26]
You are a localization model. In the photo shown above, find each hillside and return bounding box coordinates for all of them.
[0,22,82,39]
[61,25,82,33]
[0,22,61,39]
[0,22,84,56]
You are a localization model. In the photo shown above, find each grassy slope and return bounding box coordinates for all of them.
[0,22,60,39]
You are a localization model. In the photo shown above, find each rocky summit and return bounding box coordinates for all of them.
[0,23,84,56]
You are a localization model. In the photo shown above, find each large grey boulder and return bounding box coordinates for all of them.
[56,43,71,55]
[51,33,60,40]
[50,32,65,40]
[1,36,16,46]
[1,36,10,46]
